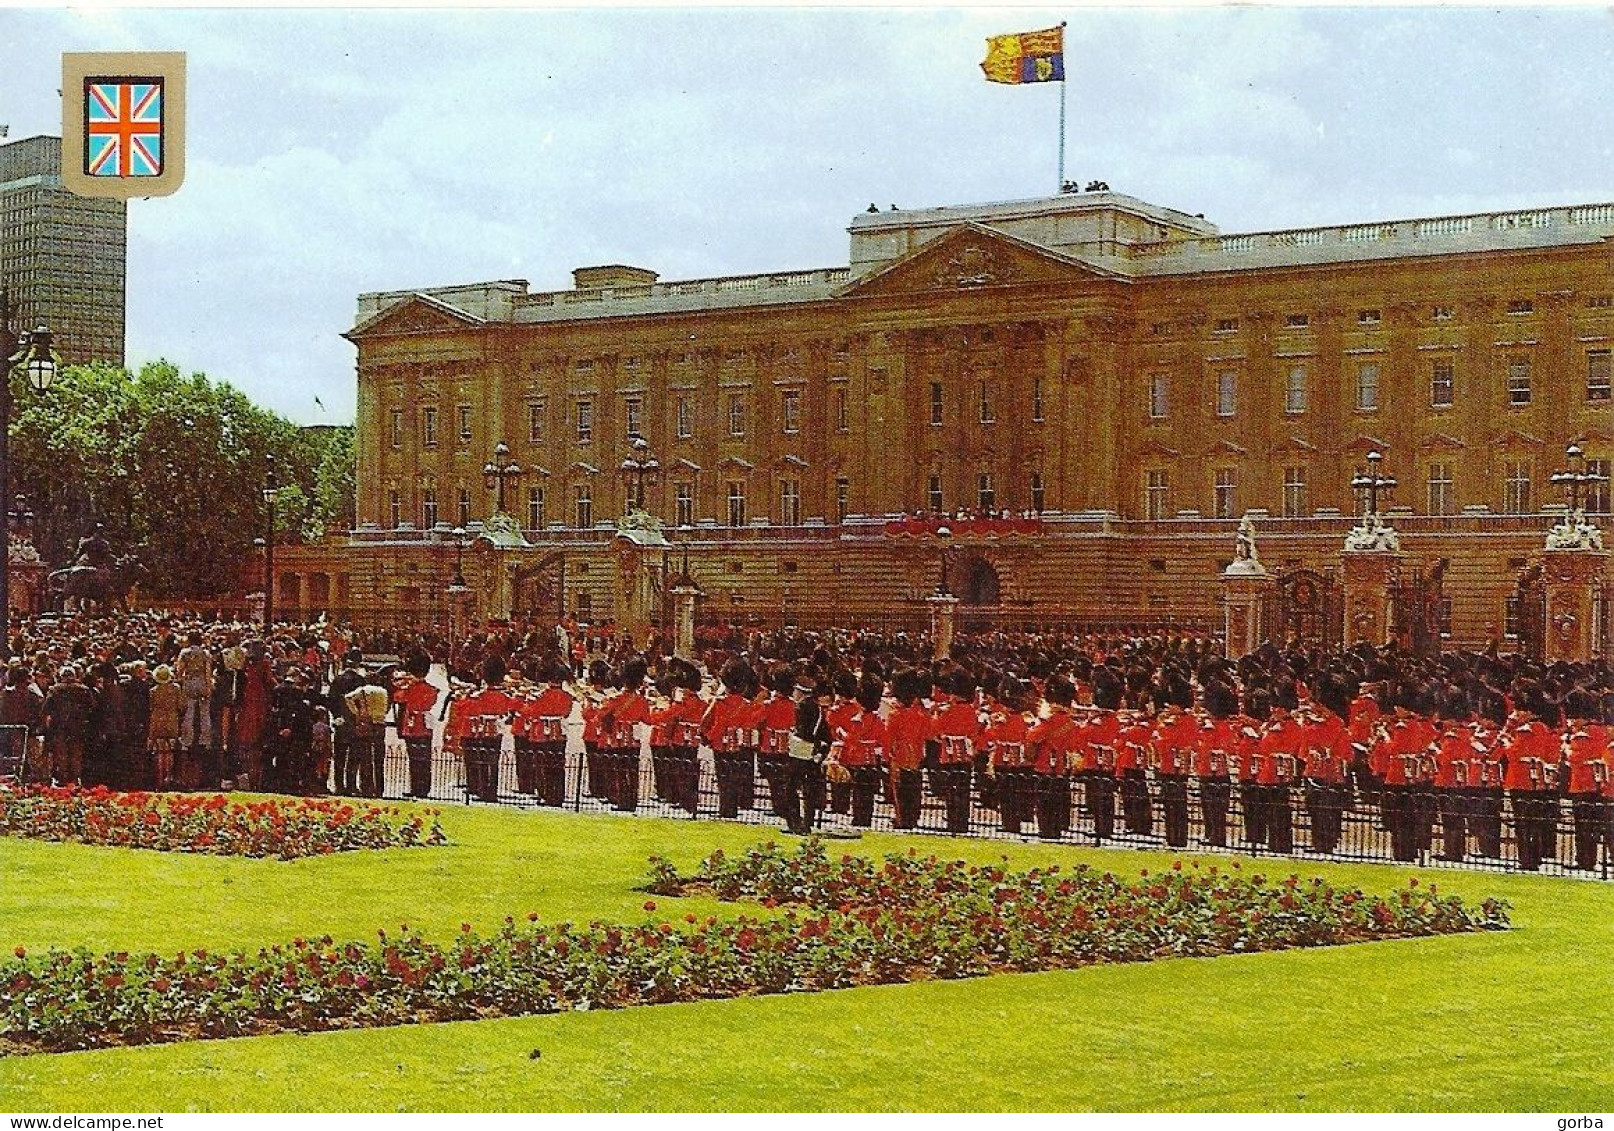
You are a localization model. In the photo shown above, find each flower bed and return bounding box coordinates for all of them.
[0,785,446,860]
[0,840,1507,1055]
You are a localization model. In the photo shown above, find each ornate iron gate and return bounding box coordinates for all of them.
[1510,563,1547,660]
[1268,568,1343,648]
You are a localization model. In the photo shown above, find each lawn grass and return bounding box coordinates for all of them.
[1,801,1610,1111]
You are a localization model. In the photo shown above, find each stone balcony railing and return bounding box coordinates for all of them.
[1131,202,1614,264]
[516,267,852,312]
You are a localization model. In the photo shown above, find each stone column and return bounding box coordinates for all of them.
[671,582,702,659]
[1341,549,1405,648]
[1542,548,1608,663]
[927,593,960,660]
[1221,561,1274,660]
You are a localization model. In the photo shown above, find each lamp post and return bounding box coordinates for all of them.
[1551,442,1607,520]
[935,524,953,596]
[1350,450,1397,518]
[620,436,661,515]
[481,440,523,516]
[445,525,471,675]
[0,290,56,659]
[261,454,281,629]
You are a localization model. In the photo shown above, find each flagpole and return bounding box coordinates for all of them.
[1056,21,1068,194]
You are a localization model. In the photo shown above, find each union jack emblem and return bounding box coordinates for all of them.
[83,77,163,178]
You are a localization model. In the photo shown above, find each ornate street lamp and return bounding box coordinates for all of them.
[620,436,661,514]
[0,289,55,658]
[481,441,523,516]
[1350,450,1397,518]
[445,525,472,674]
[1551,442,1606,519]
[261,454,282,628]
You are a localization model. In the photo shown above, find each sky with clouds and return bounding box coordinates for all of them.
[2,5,1612,424]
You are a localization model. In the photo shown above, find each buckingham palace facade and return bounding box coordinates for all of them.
[276,190,1614,644]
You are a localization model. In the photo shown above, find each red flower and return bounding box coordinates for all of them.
[12,945,24,959]
[643,900,657,912]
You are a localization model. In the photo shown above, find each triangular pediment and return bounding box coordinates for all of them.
[1491,428,1544,450]
[1417,431,1467,452]
[1205,439,1249,458]
[1342,434,1391,455]
[839,223,1126,299]
[345,293,485,340]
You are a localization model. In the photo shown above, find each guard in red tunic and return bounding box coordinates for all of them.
[1501,692,1561,871]
[823,669,862,816]
[1298,701,1351,856]
[446,657,520,804]
[756,667,798,820]
[1115,708,1154,837]
[933,668,983,834]
[1028,674,1081,840]
[516,662,575,807]
[701,660,759,820]
[836,677,887,828]
[1563,690,1607,872]
[390,651,440,799]
[1238,689,1273,848]
[1151,701,1196,849]
[983,678,1034,835]
[1257,703,1302,855]
[1193,683,1238,848]
[885,668,935,830]
[1432,695,1478,862]
[598,658,650,812]
[1471,702,1507,859]
[1082,668,1123,841]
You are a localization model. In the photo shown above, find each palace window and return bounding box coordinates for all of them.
[1031,377,1045,422]
[528,401,546,444]
[1507,358,1532,407]
[421,488,438,530]
[1503,460,1532,514]
[835,386,850,433]
[1145,469,1170,521]
[779,479,801,526]
[1285,366,1308,414]
[1148,374,1169,419]
[1433,305,1455,321]
[1507,299,1534,315]
[624,396,643,439]
[781,388,802,434]
[1284,313,1310,329]
[978,380,994,424]
[727,393,746,437]
[930,382,944,426]
[1214,317,1239,334]
[1355,362,1380,412]
[1588,460,1612,515]
[674,482,694,528]
[836,477,849,523]
[1431,359,1454,407]
[676,396,694,439]
[727,481,747,527]
[1587,349,1612,402]
[457,404,473,444]
[1358,309,1382,326]
[527,487,545,530]
[928,474,943,512]
[1216,371,1237,418]
[388,489,401,530]
[1030,472,1045,514]
[458,489,471,527]
[575,398,593,443]
[1214,468,1236,519]
[1282,467,1308,518]
[574,485,593,529]
[390,409,403,449]
[1427,463,1454,516]
[978,473,996,511]
[421,406,438,447]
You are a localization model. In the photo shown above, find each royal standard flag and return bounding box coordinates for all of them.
[980,26,1065,84]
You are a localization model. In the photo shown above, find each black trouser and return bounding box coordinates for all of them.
[715,749,755,819]
[781,756,823,834]
[1539,795,1563,864]
[1409,788,1438,854]
[975,754,997,810]
[1306,780,1347,855]
[939,761,973,834]
[1572,793,1606,871]
[1510,791,1542,870]
[892,767,924,829]
[586,749,609,801]
[464,737,501,803]
[1240,783,1267,846]
[404,735,433,798]
[848,765,880,827]
[534,741,568,807]
[1084,771,1115,840]
[607,746,639,811]
[1159,775,1189,847]
[1471,788,1504,857]
[829,774,852,815]
[1198,777,1230,847]
[1267,784,1294,854]
[354,730,385,798]
[758,752,789,817]
[1437,788,1468,861]
[1120,768,1152,835]
[650,745,678,803]
[1383,783,1415,861]
[514,738,538,794]
[1037,773,1070,840]
[333,725,358,795]
[998,766,1033,834]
